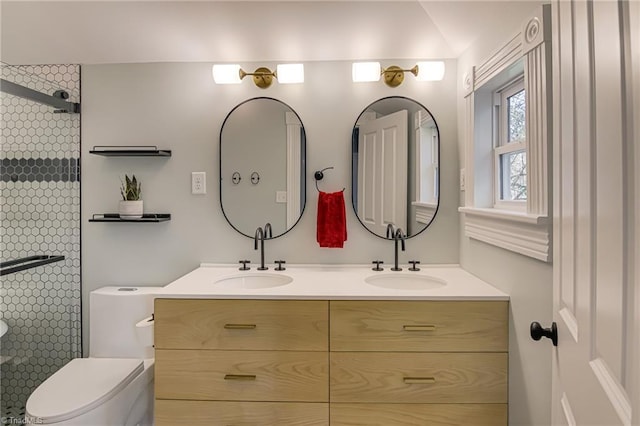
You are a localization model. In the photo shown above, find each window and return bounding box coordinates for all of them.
[417,113,439,205]
[412,110,439,225]
[495,79,526,208]
[459,4,552,262]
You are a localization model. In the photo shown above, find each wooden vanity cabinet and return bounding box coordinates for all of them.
[154,299,328,351]
[154,299,329,426]
[329,300,509,426]
[154,299,508,426]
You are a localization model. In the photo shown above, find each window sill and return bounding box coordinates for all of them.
[412,201,438,224]
[458,206,551,262]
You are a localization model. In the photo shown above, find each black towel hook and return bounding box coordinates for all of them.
[314,167,345,192]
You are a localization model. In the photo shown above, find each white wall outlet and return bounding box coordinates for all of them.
[191,172,206,194]
[460,168,466,191]
[276,191,287,203]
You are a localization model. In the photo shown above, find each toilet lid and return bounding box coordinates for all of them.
[26,358,144,424]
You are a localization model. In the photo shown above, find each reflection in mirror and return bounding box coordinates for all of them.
[220,97,306,238]
[352,96,439,239]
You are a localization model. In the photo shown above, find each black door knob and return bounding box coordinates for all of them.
[530,321,558,346]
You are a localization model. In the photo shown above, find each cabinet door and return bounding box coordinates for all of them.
[330,352,507,403]
[156,349,329,402]
[155,299,328,350]
[156,400,329,426]
[330,403,507,426]
[330,301,507,352]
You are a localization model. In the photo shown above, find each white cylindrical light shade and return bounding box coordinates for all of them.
[277,64,304,84]
[415,61,445,81]
[352,62,381,82]
[212,64,242,84]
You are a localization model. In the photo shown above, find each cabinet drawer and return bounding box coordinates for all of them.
[330,403,507,426]
[330,352,507,403]
[155,299,328,350]
[330,301,507,352]
[156,349,328,402]
[155,400,329,426]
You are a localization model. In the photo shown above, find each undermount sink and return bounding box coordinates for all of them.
[365,273,446,290]
[214,273,293,289]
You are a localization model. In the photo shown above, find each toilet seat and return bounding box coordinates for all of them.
[26,358,144,424]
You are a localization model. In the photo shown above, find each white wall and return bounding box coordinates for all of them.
[81,59,460,349]
[456,5,553,426]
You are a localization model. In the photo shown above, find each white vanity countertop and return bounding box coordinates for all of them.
[157,263,509,301]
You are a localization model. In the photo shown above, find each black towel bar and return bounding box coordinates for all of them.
[0,255,65,276]
[314,166,345,192]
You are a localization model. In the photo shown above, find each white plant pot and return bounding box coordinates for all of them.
[119,200,143,219]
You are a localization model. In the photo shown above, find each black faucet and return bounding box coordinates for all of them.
[386,223,395,239]
[254,223,272,271]
[391,228,406,271]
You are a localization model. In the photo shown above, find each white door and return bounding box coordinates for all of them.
[357,109,408,235]
[551,0,640,425]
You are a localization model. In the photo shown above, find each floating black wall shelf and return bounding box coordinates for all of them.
[89,146,172,157]
[89,213,171,223]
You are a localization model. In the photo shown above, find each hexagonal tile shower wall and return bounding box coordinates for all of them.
[0,64,81,420]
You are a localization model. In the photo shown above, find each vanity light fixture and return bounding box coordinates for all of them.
[239,67,276,89]
[212,64,304,88]
[352,61,445,87]
[276,63,304,84]
[381,65,419,87]
[352,62,381,82]
[415,61,446,81]
[212,64,243,84]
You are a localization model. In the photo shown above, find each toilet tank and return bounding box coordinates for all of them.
[89,286,161,359]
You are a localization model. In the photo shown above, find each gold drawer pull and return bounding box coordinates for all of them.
[224,374,257,381]
[224,324,257,329]
[403,324,436,331]
[403,376,436,384]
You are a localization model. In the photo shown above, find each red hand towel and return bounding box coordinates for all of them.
[317,190,347,248]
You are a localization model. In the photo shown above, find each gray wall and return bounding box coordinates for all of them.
[81,60,460,349]
[456,5,553,425]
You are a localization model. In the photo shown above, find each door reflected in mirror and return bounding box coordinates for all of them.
[220,97,306,238]
[352,96,439,239]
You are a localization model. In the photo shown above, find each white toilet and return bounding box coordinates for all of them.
[25,286,160,425]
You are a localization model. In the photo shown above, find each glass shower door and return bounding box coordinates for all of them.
[0,64,81,423]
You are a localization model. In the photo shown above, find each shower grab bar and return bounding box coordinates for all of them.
[0,255,65,276]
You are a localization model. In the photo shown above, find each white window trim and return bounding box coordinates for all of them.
[412,201,438,225]
[460,4,552,262]
[414,110,439,206]
[494,138,527,209]
[285,111,302,229]
[494,78,527,209]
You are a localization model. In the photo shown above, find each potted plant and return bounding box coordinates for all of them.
[118,174,143,219]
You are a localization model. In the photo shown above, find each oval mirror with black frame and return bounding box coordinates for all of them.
[220,97,306,238]
[352,96,440,239]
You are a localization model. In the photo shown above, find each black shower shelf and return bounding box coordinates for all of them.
[0,255,65,276]
[89,146,172,157]
[89,213,171,223]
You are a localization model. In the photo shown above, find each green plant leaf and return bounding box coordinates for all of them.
[120,174,142,201]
